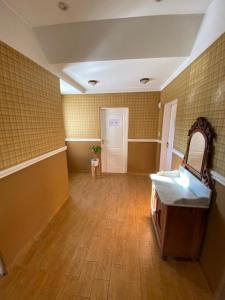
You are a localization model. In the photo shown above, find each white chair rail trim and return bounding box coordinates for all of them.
[0,146,67,179]
[210,170,225,187]
[65,138,162,143]
[65,138,101,142]
[128,139,162,143]
[172,148,225,187]
[172,148,185,159]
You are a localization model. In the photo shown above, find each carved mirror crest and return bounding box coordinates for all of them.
[182,117,214,189]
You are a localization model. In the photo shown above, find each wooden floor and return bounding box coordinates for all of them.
[0,173,212,300]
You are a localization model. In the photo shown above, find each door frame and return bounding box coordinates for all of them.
[160,99,177,171]
[100,107,129,173]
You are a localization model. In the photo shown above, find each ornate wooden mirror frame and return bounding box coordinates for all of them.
[182,117,214,189]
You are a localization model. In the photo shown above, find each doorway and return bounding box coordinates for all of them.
[160,100,177,171]
[100,108,128,173]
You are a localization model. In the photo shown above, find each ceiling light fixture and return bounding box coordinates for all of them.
[58,2,68,10]
[140,78,151,84]
[88,80,98,87]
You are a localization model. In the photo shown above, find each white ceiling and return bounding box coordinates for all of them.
[59,57,187,94]
[34,15,203,64]
[2,0,213,94]
[3,0,212,26]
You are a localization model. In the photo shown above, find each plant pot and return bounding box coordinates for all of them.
[91,158,99,167]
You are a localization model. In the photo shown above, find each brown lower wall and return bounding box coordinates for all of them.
[66,141,101,173]
[0,151,69,268]
[201,180,225,296]
[66,141,158,174]
[171,153,225,296]
[127,142,157,174]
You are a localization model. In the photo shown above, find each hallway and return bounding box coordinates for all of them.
[0,174,212,299]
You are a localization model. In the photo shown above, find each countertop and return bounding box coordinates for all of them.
[150,171,211,209]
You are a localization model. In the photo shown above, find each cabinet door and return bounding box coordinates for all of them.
[151,185,158,224]
[155,195,167,244]
[151,186,167,246]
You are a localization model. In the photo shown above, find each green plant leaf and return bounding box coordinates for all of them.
[89,145,102,153]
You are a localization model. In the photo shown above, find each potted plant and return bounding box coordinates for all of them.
[89,144,101,165]
[89,145,102,177]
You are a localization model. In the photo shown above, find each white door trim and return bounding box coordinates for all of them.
[100,107,129,173]
[160,99,177,171]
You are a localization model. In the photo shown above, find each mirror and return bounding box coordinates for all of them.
[183,117,214,189]
[187,132,205,173]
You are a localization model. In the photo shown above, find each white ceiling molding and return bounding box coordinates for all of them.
[161,0,225,90]
[3,0,212,26]
[1,0,30,25]
[0,1,84,93]
[34,15,203,64]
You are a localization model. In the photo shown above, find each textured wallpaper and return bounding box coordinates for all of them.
[161,33,225,176]
[0,41,65,170]
[62,92,160,139]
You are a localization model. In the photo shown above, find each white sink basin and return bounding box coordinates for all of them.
[150,166,212,208]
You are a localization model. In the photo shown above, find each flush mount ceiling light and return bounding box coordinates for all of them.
[140,78,153,84]
[58,2,68,10]
[88,80,98,87]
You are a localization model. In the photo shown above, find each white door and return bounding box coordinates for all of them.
[100,108,128,173]
[160,100,177,171]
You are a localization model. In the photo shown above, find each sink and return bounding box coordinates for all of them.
[150,166,212,208]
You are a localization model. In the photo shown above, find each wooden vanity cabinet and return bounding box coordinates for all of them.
[151,186,208,260]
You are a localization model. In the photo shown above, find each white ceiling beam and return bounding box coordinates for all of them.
[51,66,85,93]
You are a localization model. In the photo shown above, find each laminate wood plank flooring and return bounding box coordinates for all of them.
[0,173,212,299]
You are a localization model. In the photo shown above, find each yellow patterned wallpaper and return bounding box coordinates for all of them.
[161,33,225,176]
[62,92,160,139]
[0,41,65,170]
